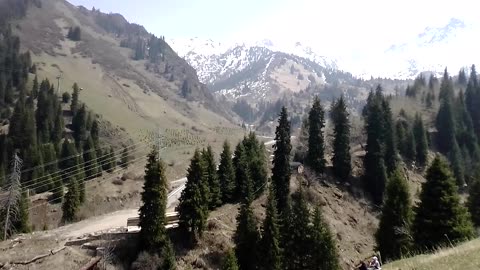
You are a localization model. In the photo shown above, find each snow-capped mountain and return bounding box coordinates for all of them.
[169,17,479,102]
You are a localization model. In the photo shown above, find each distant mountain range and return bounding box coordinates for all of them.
[170,17,477,103]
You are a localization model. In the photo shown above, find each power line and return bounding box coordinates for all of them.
[0,140,146,190]
[28,152,149,211]
[18,143,149,193]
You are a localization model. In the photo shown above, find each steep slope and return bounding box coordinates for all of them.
[12,0,238,147]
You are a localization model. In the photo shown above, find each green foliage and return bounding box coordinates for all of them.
[306,96,326,174]
[331,96,351,180]
[178,149,209,245]
[51,176,64,204]
[71,83,80,114]
[83,136,99,179]
[62,91,71,103]
[120,145,132,168]
[72,104,87,148]
[413,157,475,251]
[202,145,221,209]
[67,26,81,41]
[310,207,340,270]
[51,106,64,146]
[234,188,259,270]
[376,169,413,261]
[13,191,31,234]
[271,107,292,214]
[468,176,480,227]
[59,139,78,182]
[138,148,170,252]
[222,249,239,270]
[242,133,268,196]
[293,116,308,163]
[62,177,80,223]
[218,141,235,203]
[282,190,311,269]
[363,87,391,204]
[233,143,251,201]
[413,114,428,166]
[258,186,282,270]
[102,146,116,173]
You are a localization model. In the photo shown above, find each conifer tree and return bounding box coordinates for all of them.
[412,157,474,250]
[306,96,326,173]
[138,148,169,252]
[32,75,39,98]
[218,141,235,203]
[449,141,465,187]
[376,169,413,261]
[243,133,268,196]
[222,249,239,270]
[233,143,251,201]
[258,186,282,270]
[51,177,64,204]
[71,83,80,114]
[72,104,87,148]
[202,145,221,208]
[293,116,309,162]
[62,177,79,223]
[458,68,467,86]
[436,99,456,154]
[468,176,480,227]
[120,145,131,168]
[83,136,99,179]
[51,106,64,146]
[77,155,86,203]
[177,149,209,244]
[271,107,291,213]
[413,114,428,167]
[331,96,351,180]
[234,176,259,270]
[364,88,389,204]
[284,190,311,269]
[13,191,30,233]
[439,68,454,102]
[405,128,416,162]
[465,65,480,138]
[310,207,340,270]
[382,98,397,173]
[103,146,116,173]
[59,139,78,182]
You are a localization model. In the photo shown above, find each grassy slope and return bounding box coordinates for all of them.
[14,0,245,168]
[384,238,480,270]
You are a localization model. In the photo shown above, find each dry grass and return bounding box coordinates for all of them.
[384,238,480,270]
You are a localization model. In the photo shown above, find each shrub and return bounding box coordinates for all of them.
[62,92,71,103]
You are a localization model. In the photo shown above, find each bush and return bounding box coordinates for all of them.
[62,92,71,103]
[131,252,162,270]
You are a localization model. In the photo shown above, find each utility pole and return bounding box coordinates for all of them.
[56,72,63,94]
[2,152,23,240]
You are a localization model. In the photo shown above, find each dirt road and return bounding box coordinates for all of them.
[54,181,186,239]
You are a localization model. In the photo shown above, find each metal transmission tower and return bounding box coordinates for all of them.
[56,72,63,94]
[1,153,23,240]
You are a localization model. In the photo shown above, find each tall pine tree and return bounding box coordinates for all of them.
[331,95,351,180]
[218,141,235,203]
[375,169,413,261]
[271,107,291,214]
[202,145,221,209]
[306,96,326,174]
[468,176,480,227]
[413,114,428,167]
[177,149,209,245]
[309,207,340,270]
[258,186,282,270]
[412,157,474,251]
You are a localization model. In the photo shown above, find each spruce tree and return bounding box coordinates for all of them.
[364,88,389,204]
[202,145,221,209]
[120,145,131,168]
[222,249,240,270]
[310,207,340,270]
[72,104,87,148]
[13,191,31,233]
[62,177,79,223]
[83,136,99,179]
[234,176,259,270]
[32,75,39,98]
[468,176,480,227]
[449,140,465,187]
[376,169,413,261]
[51,106,64,146]
[284,190,311,269]
[382,98,397,173]
[77,155,86,203]
[413,114,428,167]
[405,128,416,162]
[412,157,474,251]
[233,143,251,201]
[258,186,282,270]
[306,96,326,173]
[71,83,80,114]
[436,99,456,154]
[218,141,235,203]
[51,176,64,204]
[59,139,78,182]
[243,133,268,196]
[331,95,351,180]
[138,148,169,252]
[177,149,209,244]
[271,107,291,214]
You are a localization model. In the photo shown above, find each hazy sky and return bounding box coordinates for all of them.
[67,0,478,56]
